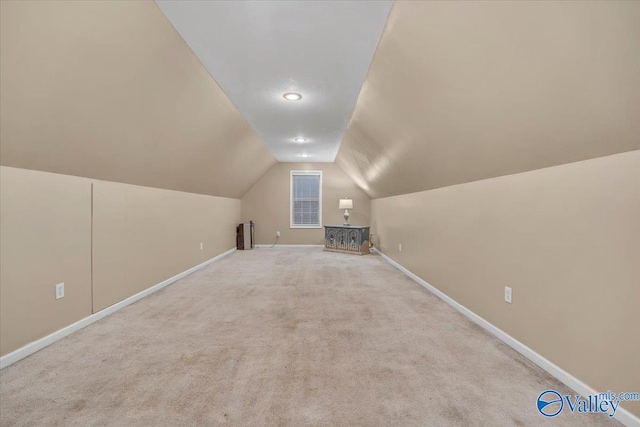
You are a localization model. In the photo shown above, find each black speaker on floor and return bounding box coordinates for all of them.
[236,221,254,250]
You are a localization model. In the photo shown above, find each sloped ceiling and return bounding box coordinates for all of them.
[336,1,640,199]
[0,0,275,198]
[156,0,392,163]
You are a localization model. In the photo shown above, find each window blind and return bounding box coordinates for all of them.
[291,172,321,227]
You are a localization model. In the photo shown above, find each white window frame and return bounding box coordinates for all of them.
[290,170,323,229]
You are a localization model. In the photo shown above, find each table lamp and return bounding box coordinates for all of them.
[339,198,353,225]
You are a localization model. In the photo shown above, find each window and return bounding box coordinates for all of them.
[290,170,322,228]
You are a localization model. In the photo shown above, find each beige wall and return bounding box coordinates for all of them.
[241,163,370,245]
[0,166,240,356]
[0,167,92,356]
[93,181,239,312]
[371,151,640,416]
[0,0,275,198]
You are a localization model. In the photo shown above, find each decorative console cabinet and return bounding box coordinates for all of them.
[324,225,370,255]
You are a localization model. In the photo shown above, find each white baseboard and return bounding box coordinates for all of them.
[372,248,640,427]
[0,247,237,370]
[254,244,324,248]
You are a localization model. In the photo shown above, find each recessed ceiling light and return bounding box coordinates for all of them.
[283,92,302,101]
[294,137,307,143]
[298,153,310,158]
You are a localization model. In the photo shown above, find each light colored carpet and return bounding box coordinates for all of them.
[0,248,619,426]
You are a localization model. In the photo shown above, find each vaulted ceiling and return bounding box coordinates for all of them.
[0,0,275,198]
[156,0,392,162]
[336,1,640,198]
[1,1,638,200]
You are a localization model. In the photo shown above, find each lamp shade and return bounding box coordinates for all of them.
[339,198,353,209]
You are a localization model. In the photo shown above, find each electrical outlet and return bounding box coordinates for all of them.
[276,231,281,237]
[505,286,512,304]
[200,242,203,250]
[55,283,65,300]
[399,243,402,252]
